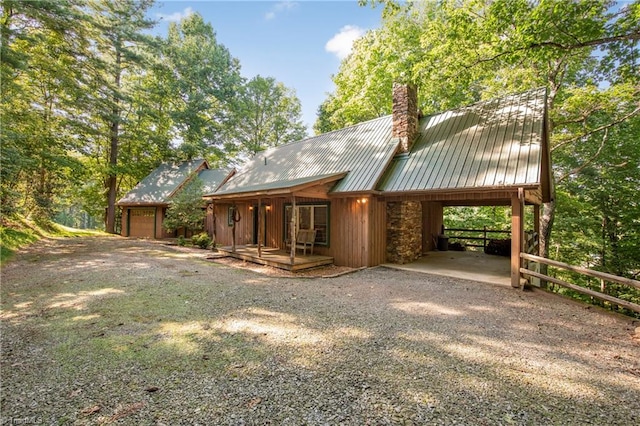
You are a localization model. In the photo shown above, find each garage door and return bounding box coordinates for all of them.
[129,208,155,238]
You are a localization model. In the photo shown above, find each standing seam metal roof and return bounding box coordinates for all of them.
[211,115,398,196]
[378,88,547,192]
[198,168,234,195]
[117,159,207,205]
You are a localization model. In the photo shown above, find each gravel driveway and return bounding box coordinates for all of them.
[1,236,639,425]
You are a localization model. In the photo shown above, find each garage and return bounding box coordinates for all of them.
[128,208,156,238]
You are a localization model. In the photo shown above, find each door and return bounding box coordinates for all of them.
[128,208,155,238]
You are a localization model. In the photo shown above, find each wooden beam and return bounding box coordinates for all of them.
[511,189,525,288]
[295,189,331,199]
[257,198,262,258]
[521,253,640,290]
[533,205,540,256]
[521,268,640,314]
[290,195,296,263]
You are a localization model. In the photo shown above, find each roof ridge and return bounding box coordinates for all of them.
[264,114,391,151]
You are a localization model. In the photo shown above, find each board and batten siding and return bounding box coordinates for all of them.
[210,203,253,246]
[208,196,387,268]
[329,196,386,268]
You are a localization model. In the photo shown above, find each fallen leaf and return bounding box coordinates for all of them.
[81,405,101,416]
[106,402,145,423]
[246,397,262,409]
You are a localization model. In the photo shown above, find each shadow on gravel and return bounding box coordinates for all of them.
[1,237,638,425]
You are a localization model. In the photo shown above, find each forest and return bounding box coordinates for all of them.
[1,0,308,233]
[1,1,639,306]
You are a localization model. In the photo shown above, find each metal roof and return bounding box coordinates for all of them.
[117,159,207,206]
[198,168,234,195]
[212,172,348,199]
[378,88,547,193]
[210,115,398,197]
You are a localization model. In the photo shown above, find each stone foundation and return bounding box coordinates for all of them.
[386,201,422,264]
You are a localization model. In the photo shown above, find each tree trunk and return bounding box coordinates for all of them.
[105,46,122,234]
[540,196,555,259]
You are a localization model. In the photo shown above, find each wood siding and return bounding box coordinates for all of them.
[211,203,253,246]
[209,196,383,268]
[368,198,387,266]
[329,196,385,268]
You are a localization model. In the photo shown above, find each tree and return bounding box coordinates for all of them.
[165,12,243,163]
[228,75,307,159]
[82,0,156,234]
[0,0,89,219]
[163,177,206,234]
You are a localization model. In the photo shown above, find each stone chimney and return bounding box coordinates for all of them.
[392,82,419,153]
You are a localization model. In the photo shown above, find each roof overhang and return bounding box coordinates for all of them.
[116,202,169,207]
[380,184,544,205]
[206,172,348,201]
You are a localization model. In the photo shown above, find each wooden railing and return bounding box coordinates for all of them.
[520,253,640,314]
[445,227,511,250]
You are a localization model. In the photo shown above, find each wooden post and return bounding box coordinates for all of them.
[533,204,540,256]
[231,205,236,253]
[511,190,525,288]
[231,204,241,253]
[532,204,542,287]
[483,225,487,251]
[257,199,262,258]
[290,195,296,264]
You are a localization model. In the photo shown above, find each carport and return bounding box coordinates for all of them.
[377,88,552,288]
[382,250,511,286]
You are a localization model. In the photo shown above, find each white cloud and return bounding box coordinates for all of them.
[156,7,194,23]
[265,1,298,21]
[325,25,366,60]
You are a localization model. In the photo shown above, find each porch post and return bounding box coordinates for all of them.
[257,198,262,258]
[209,202,217,248]
[511,189,525,288]
[533,204,540,256]
[231,203,240,253]
[290,195,296,263]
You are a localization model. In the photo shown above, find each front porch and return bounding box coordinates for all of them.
[217,245,334,271]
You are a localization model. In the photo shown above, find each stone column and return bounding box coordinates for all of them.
[386,201,423,264]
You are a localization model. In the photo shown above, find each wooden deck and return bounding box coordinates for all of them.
[217,245,334,271]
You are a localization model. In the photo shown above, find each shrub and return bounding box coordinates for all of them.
[177,235,187,246]
[192,232,211,249]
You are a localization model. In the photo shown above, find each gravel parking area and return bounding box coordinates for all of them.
[1,236,639,425]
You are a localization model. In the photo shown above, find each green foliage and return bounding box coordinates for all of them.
[191,232,212,249]
[444,207,512,232]
[0,215,104,264]
[2,2,311,229]
[0,223,39,264]
[177,235,187,247]
[164,12,243,162]
[163,178,206,233]
[227,75,308,157]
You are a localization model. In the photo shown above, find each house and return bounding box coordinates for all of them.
[117,159,233,238]
[204,84,552,287]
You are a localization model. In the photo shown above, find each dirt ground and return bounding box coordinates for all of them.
[1,236,639,425]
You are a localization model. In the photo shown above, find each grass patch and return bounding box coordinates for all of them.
[0,215,105,264]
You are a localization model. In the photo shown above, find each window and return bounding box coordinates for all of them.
[284,203,329,245]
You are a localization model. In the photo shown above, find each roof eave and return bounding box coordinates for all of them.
[207,172,349,201]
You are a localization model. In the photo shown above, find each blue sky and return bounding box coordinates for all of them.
[151,1,384,133]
